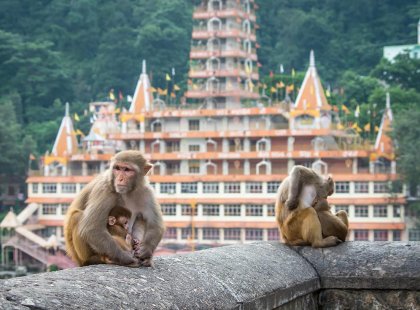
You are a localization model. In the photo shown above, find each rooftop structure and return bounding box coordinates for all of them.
[383,19,420,62]
[6,0,414,269]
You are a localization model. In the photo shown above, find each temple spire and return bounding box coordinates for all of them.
[65,102,70,117]
[309,49,315,67]
[142,59,146,75]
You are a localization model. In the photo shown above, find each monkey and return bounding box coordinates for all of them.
[83,206,135,266]
[64,150,165,267]
[314,199,349,242]
[275,165,341,248]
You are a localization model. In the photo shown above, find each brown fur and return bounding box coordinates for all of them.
[314,199,349,242]
[275,165,341,248]
[64,150,165,267]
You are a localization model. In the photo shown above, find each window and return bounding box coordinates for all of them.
[189,119,200,131]
[202,204,220,216]
[167,141,180,152]
[79,183,88,191]
[355,205,369,218]
[203,182,219,194]
[164,228,177,239]
[245,204,263,216]
[166,163,180,174]
[354,230,369,241]
[409,229,420,241]
[61,204,70,215]
[202,228,220,240]
[393,205,401,218]
[374,230,388,241]
[267,229,279,241]
[245,228,263,241]
[393,230,401,241]
[188,161,200,174]
[224,204,241,216]
[160,183,176,194]
[32,183,39,194]
[224,182,241,193]
[62,183,76,193]
[267,204,275,216]
[224,228,241,240]
[181,204,197,216]
[181,228,198,240]
[374,182,389,193]
[245,182,262,193]
[373,205,388,218]
[354,182,369,193]
[189,144,200,152]
[42,204,58,215]
[181,182,198,193]
[42,183,57,194]
[149,183,156,190]
[334,205,349,214]
[335,182,350,193]
[161,204,177,216]
[267,181,280,193]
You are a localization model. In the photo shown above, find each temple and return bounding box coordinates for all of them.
[0,0,411,270]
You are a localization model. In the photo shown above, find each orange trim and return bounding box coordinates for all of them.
[164,221,277,229]
[349,222,405,230]
[192,29,256,41]
[71,154,113,161]
[26,197,74,204]
[38,219,64,226]
[193,9,256,22]
[27,176,94,183]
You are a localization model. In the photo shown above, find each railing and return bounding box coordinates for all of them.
[190,45,257,55]
[189,63,259,74]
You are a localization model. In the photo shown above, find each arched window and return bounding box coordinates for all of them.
[243,40,252,53]
[152,161,163,175]
[151,139,162,153]
[152,98,166,111]
[207,57,221,70]
[206,138,218,152]
[242,20,251,34]
[312,159,328,175]
[208,0,222,11]
[311,137,326,151]
[256,160,270,175]
[205,160,217,175]
[207,38,221,52]
[206,77,220,92]
[208,17,222,31]
[256,138,269,151]
[151,120,162,132]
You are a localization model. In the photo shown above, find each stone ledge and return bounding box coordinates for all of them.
[0,242,418,310]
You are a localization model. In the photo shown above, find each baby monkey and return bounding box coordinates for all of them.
[85,206,139,266]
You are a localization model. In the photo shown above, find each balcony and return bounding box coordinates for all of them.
[192,27,256,41]
[189,65,259,80]
[190,45,257,61]
[185,83,259,99]
[193,7,256,22]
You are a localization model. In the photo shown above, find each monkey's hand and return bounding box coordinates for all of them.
[133,243,153,260]
[285,198,298,210]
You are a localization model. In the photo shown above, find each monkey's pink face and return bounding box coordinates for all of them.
[113,163,137,194]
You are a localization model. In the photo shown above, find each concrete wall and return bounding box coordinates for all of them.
[0,242,418,309]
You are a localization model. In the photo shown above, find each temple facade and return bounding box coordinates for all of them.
[2,0,412,267]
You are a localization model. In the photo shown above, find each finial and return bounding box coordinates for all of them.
[65,102,70,117]
[142,60,146,74]
[309,50,315,67]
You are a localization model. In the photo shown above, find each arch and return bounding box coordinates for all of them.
[206,77,220,92]
[312,159,328,175]
[206,138,218,152]
[295,114,315,129]
[152,161,164,176]
[208,0,222,11]
[152,98,166,111]
[151,120,162,132]
[243,40,252,53]
[208,17,222,31]
[207,38,221,52]
[150,139,162,153]
[242,0,251,13]
[242,20,251,34]
[256,160,270,175]
[311,137,326,151]
[244,58,253,73]
[205,160,217,175]
[245,78,253,91]
[256,138,269,151]
[207,57,221,70]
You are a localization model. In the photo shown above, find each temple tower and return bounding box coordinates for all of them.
[185,0,260,109]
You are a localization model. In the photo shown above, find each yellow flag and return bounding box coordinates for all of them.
[170,92,176,98]
[337,123,345,130]
[173,84,180,91]
[115,108,121,114]
[166,74,171,81]
[342,104,350,114]
[364,123,370,131]
[109,90,115,100]
[375,126,379,132]
[157,88,164,95]
[325,89,331,97]
[263,84,267,89]
[271,86,276,93]
[161,89,168,95]
[74,113,80,122]
[291,68,296,77]
[150,87,157,93]
[76,129,85,137]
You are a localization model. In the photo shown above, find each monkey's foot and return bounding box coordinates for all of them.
[140,257,154,268]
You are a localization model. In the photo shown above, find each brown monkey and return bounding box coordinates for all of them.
[64,150,165,267]
[314,199,349,242]
[275,165,341,248]
[84,206,135,265]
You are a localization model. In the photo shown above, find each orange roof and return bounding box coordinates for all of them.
[129,60,153,114]
[374,93,395,158]
[51,103,78,157]
[293,50,331,111]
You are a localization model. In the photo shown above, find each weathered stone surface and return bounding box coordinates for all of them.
[319,289,420,310]
[296,241,420,290]
[0,242,319,310]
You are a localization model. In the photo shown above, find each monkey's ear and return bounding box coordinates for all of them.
[108,216,117,226]
[144,163,153,175]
